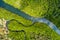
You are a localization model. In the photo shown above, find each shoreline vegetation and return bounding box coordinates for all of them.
[0,0,60,40]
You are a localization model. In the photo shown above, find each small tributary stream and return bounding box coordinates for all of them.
[0,0,60,35]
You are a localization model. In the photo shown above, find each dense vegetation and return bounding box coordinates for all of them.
[0,0,60,40]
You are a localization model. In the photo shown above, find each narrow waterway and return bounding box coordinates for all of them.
[0,0,60,35]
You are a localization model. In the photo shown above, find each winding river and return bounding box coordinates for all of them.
[0,0,60,35]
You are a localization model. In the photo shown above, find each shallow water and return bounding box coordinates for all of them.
[0,0,60,35]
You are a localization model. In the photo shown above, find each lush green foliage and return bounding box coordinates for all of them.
[0,0,60,40]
